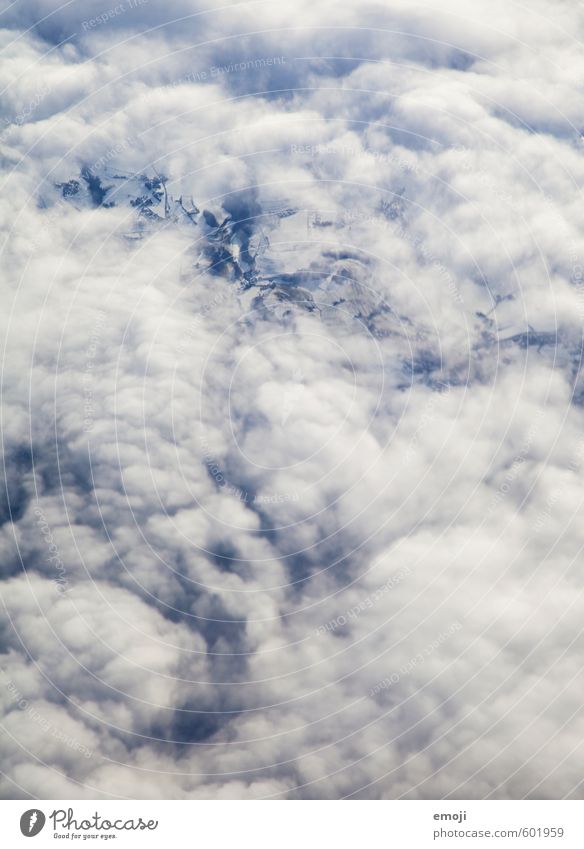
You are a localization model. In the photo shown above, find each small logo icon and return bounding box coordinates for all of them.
[20,810,45,837]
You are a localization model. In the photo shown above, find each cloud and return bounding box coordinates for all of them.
[1,0,584,800]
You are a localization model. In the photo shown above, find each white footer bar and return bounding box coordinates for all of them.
[1,800,582,848]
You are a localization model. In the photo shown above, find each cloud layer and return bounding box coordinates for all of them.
[1,0,584,799]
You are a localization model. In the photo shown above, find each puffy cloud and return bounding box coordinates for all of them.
[1,0,584,800]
